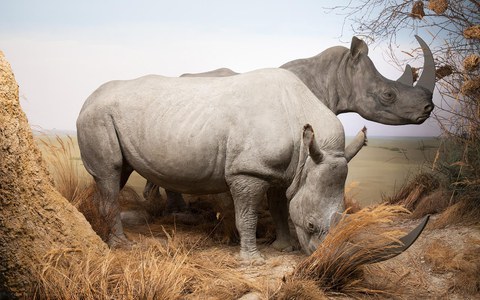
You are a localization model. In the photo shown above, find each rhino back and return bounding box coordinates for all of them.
[77,68,344,193]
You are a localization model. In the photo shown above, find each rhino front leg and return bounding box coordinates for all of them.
[267,187,293,252]
[228,175,269,265]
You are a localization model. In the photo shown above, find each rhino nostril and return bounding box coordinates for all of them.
[424,104,434,113]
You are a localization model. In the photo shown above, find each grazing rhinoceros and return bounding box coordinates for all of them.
[77,68,377,262]
[145,35,436,243]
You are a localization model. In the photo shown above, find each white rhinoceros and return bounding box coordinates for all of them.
[78,68,367,262]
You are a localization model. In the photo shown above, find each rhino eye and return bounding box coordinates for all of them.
[382,91,396,102]
[306,222,316,233]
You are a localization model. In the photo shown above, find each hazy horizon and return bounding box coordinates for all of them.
[2,1,442,137]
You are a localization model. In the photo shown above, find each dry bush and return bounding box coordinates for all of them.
[464,54,480,71]
[32,236,261,299]
[436,64,453,80]
[428,0,448,14]
[410,188,450,219]
[464,25,480,39]
[383,173,440,216]
[460,76,480,95]
[277,205,410,298]
[425,239,480,295]
[410,1,425,19]
[432,192,480,228]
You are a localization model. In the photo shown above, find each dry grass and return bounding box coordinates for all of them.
[433,192,480,228]
[31,236,261,299]
[38,135,90,202]
[276,205,410,298]
[425,238,480,295]
[383,173,442,218]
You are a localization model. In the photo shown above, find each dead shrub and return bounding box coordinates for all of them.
[436,65,453,80]
[278,205,410,297]
[428,0,448,15]
[464,25,480,39]
[410,189,451,219]
[410,1,425,19]
[432,192,480,228]
[383,173,440,216]
[464,54,480,72]
[460,77,480,96]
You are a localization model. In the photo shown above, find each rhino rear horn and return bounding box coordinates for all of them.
[345,126,367,162]
[396,64,414,86]
[414,35,436,93]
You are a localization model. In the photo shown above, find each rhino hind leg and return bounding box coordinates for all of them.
[228,175,269,265]
[164,190,187,215]
[267,187,294,252]
[78,120,133,248]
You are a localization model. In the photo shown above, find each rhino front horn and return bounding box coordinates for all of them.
[367,214,430,264]
[414,35,436,93]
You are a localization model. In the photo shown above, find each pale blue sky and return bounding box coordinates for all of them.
[1,0,441,136]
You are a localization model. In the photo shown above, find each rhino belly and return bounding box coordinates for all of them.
[114,106,231,195]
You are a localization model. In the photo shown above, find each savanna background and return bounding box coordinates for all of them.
[1,0,479,299]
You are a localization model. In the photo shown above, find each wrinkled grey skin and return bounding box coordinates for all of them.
[181,36,435,123]
[77,68,365,262]
[148,35,435,239]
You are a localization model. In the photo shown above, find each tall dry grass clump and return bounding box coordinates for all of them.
[383,172,449,218]
[275,205,410,298]
[37,135,115,239]
[32,236,260,299]
[38,135,90,202]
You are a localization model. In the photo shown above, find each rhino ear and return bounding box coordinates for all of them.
[350,36,369,61]
[303,124,323,164]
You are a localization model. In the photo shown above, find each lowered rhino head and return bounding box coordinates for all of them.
[286,125,429,258]
[287,124,358,254]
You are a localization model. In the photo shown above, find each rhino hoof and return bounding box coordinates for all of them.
[107,234,133,250]
[238,251,266,266]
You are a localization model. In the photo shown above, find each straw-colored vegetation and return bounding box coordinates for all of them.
[33,134,480,299]
[276,205,409,298]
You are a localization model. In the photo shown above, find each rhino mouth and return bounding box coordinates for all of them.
[415,113,431,124]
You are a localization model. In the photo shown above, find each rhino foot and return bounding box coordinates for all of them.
[238,251,266,266]
[107,233,133,250]
[271,239,294,252]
